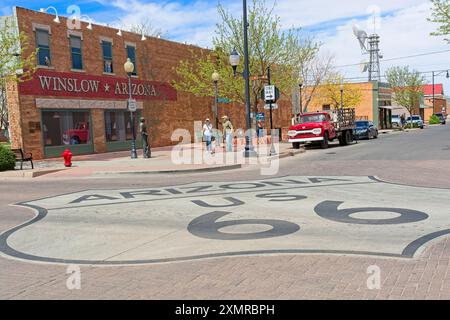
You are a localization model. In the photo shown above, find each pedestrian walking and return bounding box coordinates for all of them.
[257,119,265,145]
[222,116,234,152]
[400,114,406,130]
[202,118,213,153]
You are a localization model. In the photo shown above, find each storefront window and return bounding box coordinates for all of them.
[105,110,139,142]
[42,111,91,147]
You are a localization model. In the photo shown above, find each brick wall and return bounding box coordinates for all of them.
[304,82,376,121]
[8,7,294,159]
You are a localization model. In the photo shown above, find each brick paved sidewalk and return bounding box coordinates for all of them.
[2,142,301,178]
[0,235,449,300]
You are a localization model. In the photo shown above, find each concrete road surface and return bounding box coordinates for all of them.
[1,124,450,300]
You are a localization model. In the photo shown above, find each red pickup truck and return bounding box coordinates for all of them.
[288,109,356,149]
[63,122,90,145]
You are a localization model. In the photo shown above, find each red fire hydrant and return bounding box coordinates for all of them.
[62,149,73,167]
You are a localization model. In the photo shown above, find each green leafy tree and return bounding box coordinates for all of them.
[320,73,363,109]
[1,16,37,138]
[429,0,450,43]
[385,66,426,128]
[173,0,321,122]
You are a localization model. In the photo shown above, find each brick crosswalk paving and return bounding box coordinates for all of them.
[0,235,449,300]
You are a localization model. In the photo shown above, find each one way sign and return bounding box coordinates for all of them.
[264,85,275,101]
[263,85,280,103]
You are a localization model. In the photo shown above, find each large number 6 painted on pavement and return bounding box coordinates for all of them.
[188,211,301,240]
[314,201,429,225]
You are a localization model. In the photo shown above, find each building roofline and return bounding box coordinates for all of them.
[13,6,210,51]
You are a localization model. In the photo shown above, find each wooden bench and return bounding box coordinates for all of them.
[11,149,34,170]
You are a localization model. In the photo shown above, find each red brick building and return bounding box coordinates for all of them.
[422,84,447,116]
[5,7,294,159]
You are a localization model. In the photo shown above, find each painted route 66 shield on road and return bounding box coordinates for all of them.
[1,176,449,266]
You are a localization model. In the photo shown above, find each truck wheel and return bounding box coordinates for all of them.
[339,130,352,146]
[292,142,301,150]
[321,132,329,149]
[345,130,353,145]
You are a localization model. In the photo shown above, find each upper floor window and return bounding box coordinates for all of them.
[126,45,137,76]
[102,41,113,73]
[70,35,83,70]
[36,29,51,66]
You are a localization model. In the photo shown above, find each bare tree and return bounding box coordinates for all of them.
[300,51,335,113]
[127,18,163,38]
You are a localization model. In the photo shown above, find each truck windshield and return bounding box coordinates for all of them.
[300,114,327,123]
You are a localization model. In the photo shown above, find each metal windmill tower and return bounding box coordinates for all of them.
[353,24,383,82]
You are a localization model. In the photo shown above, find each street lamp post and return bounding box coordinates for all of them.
[432,70,449,113]
[124,58,138,159]
[212,71,220,131]
[229,0,257,158]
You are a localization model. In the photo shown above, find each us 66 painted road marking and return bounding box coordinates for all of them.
[1,176,450,266]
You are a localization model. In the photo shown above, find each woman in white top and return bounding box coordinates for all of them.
[203,118,213,153]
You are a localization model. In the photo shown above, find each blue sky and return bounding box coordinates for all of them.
[2,0,449,93]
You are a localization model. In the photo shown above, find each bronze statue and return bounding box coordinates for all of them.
[140,117,151,158]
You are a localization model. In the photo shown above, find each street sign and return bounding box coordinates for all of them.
[128,99,137,112]
[264,85,276,101]
[256,112,266,121]
[262,86,280,103]
[217,97,231,104]
[264,104,278,110]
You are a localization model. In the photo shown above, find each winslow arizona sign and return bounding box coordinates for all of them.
[18,69,178,101]
[1,176,450,266]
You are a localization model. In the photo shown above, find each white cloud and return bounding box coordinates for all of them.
[105,0,225,47]
[273,0,425,28]
[318,2,450,91]
[98,0,449,92]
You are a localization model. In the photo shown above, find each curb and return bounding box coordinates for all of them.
[94,164,243,176]
[0,168,66,178]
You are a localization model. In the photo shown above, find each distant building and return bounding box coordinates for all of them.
[391,84,447,123]
[303,81,393,129]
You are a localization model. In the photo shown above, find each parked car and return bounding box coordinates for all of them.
[434,113,446,125]
[354,121,378,140]
[391,115,402,128]
[406,115,424,129]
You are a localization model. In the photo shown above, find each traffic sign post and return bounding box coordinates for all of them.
[217,97,231,104]
[264,104,278,110]
[256,112,266,121]
[266,67,277,156]
[264,85,276,102]
[128,99,137,112]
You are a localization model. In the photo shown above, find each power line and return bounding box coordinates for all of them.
[335,49,450,69]
[303,67,450,83]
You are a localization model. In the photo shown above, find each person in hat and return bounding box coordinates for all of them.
[222,116,234,152]
[140,117,151,158]
[202,118,213,153]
